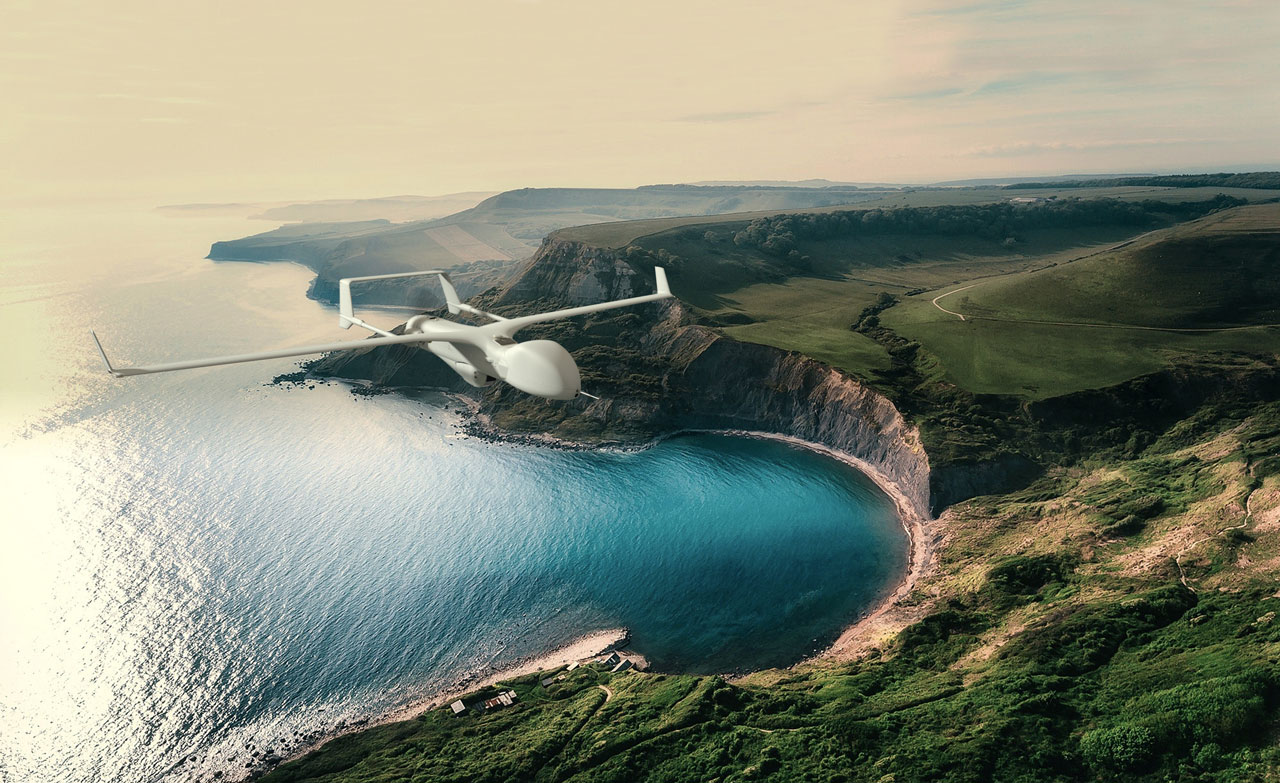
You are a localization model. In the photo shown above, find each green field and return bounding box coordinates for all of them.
[882,204,1280,398]
[557,185,1280,248]
[277,186,1280,782]
[265,402,1280,783]
[606,196,1278,401]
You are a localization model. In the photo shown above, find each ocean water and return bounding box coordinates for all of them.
[0,204,907,782]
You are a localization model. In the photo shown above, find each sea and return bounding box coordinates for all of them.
[0,201,907,782]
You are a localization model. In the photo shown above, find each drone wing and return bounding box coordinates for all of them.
[90,330,431,378]
[496,267,672,335]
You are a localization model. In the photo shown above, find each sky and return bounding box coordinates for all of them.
[3,0,1278,203]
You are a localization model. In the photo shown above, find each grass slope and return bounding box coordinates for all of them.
[884,204,1280,398]
[263,403,1280,783]
[266,188,1280,783]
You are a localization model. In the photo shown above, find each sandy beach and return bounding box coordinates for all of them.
[263,420,936,780]
[698,430,939,662]
[377,628,630,723]
[272,628,629,771]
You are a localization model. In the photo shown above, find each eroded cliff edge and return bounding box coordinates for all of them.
[303,237,934,522]
[299,235,1280,520]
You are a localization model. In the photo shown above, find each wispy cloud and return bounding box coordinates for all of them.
[920,0,1035,17]
[674,110,777,123]
[888,86,965,101]
[970,71,1071,96]
[97,93,209,106]
[966,138,1209,157]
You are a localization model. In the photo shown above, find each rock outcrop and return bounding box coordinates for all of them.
[302,234,1280,520]
[305,237,934,521]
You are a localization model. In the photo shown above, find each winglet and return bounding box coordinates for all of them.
[90,330,119,377]
[338,279,355,329]
[338,269,457,326]
[437,272,461,315]
[654,266,670,297]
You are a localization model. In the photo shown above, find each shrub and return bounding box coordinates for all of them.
[1080,724,1155,771]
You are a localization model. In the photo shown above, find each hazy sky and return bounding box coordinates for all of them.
[4,0,1278,203]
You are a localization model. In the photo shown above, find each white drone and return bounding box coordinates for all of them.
[92,267,672,401]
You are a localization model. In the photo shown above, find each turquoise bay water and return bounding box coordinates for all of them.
[0,205,906,782]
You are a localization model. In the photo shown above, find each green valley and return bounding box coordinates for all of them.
[269,183,1280,783]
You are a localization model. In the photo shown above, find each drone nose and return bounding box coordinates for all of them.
[501,340,580,400]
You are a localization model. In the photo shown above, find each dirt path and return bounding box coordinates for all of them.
[926,230,1164,322]
[930,284,978,320]
[1174,477,1258,591]
[597,685,614,703]
[931,235,1280,332]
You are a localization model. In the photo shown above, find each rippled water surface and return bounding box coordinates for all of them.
[0,204,906,782]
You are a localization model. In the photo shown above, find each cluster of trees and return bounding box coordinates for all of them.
[1006,172,1280,190]
[730,197,1246,257]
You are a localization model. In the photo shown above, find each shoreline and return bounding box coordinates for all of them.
[461,411,938,662]
[374,627,630,725]
[255,391,937,780]
[663,429,937,663]
[267,628,629,774]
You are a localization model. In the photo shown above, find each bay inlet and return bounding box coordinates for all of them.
[0,204,907,782]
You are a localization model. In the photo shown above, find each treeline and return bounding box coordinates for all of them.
[731,196,1246,257]
[1006,171,1280,190]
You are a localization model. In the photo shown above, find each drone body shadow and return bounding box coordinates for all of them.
[92,267,672,401]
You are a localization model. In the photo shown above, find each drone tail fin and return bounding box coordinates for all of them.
[337,269,460,329]
[90,330,119,377]
[496,266,674,334]
[338,279,356,329]
[654,266,670,297]
[437,273,462,315]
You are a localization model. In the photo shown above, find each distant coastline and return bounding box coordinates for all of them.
[271,628,630,773]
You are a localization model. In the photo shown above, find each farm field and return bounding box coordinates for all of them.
[882,203,1280,398]
[558,184,1280,248]
[612,194,1279,399]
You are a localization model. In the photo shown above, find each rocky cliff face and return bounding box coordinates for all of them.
[300,235,1280,519]
[650,326,934,520]
[306,237,934,520]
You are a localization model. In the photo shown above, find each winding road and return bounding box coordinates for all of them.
[930,284,978,321]
[927,231,1278,334]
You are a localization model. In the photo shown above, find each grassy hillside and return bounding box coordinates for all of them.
[208,185,891,305]
[1005,171,1280,191]
[883,204,1280,398]
[268,187,1280,782]
[613,196,1276,397]
[557,185,1280,248]
[263,401,1280,783]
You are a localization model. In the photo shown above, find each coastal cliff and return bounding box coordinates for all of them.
[266,216,1280,783]
[302,234,1280,519]
[305,237,934,521]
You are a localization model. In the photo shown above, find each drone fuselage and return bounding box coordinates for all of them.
[406,315,581,399]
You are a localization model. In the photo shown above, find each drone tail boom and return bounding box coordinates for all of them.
[90,330,120,376]
[497,266,674,334]
[338,270,457,329]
